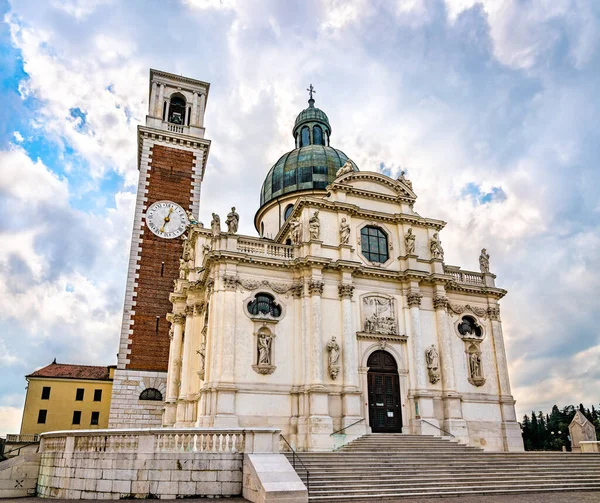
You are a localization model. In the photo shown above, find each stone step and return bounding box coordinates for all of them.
[308,486,600,501]
[305,475,600,488]
[300,472,600,482]
[308,481,600,496]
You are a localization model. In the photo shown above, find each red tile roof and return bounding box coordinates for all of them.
[26,361,112,381]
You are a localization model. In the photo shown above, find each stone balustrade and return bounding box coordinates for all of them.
[40,427,278,455]
[236,237,294,259]
[5,433,40,443]
[444,267,485,285]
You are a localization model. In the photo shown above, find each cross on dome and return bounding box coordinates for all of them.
[307,84,316,107]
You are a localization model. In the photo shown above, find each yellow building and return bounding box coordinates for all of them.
[20,360,115,435]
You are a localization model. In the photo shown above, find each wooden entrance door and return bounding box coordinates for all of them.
[367,350,402,433]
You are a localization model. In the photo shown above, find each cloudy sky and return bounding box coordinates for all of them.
[1,0,599,435]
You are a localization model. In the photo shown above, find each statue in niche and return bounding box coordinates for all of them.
[469,351,482,378]
[425,344,441,384]
[363,296,397,335]
[404,228,416,255]
[225,206,239,234]
[430,232,444,260]
[309,210,320,240]
[340,218,350,245]
[327,336,340,380]
[211,213,221,236]
[479,248,490,274]
[336,160,354,178]
[290,217,302,245]
[257,332,272,366]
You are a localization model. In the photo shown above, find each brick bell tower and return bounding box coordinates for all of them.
[109,69,211,428]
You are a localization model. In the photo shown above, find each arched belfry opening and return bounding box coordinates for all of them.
[367,350,402,433]
[168,94,187,125]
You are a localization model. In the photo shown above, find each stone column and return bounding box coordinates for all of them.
[340,284,358,388]
[488,305,524,451]
[309,280,324,385]
[164,313,184,426]
[339,283,365,437]
[308,278,333,450]
[433,295,456,391]
[184,105,190,127]
[176,307,194,425]
[191,92,198,126]
[164,99,170,123]
[156,83,165,118]
[214,274,238,427]
[408,290,438,435]
[199,93,206,126]
[433,292,468,442]
[150,81,157,118]
[407,291,426,390]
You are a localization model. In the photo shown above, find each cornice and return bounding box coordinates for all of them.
[150,68,211,91]
[274,197,446,243]
[137,126,212,174]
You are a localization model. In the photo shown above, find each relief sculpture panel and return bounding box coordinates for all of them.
[362,295,397,335]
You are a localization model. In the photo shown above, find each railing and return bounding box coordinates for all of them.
[280,435,310,495]
[237,238,294,259]
[444,267,484,285]
[5,434,39,443]
[167,123,184,133]
[330,418,366,450]
[40,428,279,455]
[421,419,455,438]
[0,441,40,460]
[330,418,365,437]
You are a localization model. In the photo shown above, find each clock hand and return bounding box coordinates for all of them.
[159,208,174,233]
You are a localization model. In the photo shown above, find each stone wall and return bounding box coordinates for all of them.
[108,369,166,428]
[36,428,296,500]
[0,453,40,498]
[37,451,241,499]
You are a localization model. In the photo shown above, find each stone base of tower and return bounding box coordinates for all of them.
[108,369,166,428]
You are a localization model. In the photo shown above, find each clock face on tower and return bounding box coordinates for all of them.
[145,201,189,239]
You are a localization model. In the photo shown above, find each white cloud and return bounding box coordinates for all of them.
[0,407,23,436]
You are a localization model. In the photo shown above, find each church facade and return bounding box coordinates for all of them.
[110,70,523,452]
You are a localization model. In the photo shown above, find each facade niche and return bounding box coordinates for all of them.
[252,327,276,375]
[467,344,485,387]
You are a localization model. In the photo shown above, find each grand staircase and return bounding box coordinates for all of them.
[285,434,600,501]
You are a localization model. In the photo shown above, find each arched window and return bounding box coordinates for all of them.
[313,125,324,145]
[247,293,282,318]
[300,126,310,147]
[139,388,163,401]
[458,316,483,337]
[168,96,186,125]
[284,204,294,221]
[360,226,389,263]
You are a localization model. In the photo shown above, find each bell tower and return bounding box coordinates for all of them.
[109,69,211,428]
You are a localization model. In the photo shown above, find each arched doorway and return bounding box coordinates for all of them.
[367,350,402,433]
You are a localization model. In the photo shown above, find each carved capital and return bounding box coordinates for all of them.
[172,313,186,324]
[193,301,205,315]
[184,305,194,316]
[338,284,355,299]
[290,283,303,298]
[407,292,422,307]
[487,306,500,320]
[308,280,324,296]
[223,275,238,290]
[433,295,449,310]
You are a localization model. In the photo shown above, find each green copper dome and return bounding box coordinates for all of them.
[259,145,358,206]
[260,91,358,208]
